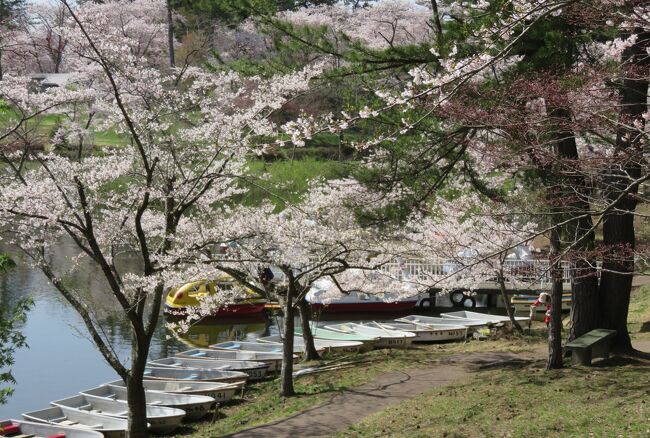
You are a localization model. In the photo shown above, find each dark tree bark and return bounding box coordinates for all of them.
[548,107,600,340]
[598,29,649,352]
[547,228,564,369]
[297,296,320,361]
[429,0,443,44]
[280,276,296,397]
[126,330,151,438]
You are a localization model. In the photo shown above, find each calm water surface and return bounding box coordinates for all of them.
[0,240,275,418]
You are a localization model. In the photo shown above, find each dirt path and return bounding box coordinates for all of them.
[223,351,543,438]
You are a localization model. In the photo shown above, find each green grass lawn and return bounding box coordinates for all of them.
[178,332,547,437]
[339,359,650,438]
[338,285,650,438]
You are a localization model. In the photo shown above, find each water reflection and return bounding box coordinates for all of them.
[0,240,274,419]
[172,316,270,349]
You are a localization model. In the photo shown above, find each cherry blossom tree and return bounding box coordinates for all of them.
[174,178,406,396]
[0,0,322,435]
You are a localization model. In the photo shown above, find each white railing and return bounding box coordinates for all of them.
[379,259,574,288]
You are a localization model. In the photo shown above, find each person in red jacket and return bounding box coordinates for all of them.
[530,292,551,326]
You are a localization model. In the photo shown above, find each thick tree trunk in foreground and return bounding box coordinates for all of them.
[280,283,296,397]
[547,230,564,370]
[127,339,150,438]
[598,30,648,352]
[297,297,320,360]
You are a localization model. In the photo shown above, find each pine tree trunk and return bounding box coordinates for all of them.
[547,229,564,370]
[598,29,648,352]
[297,297,320,361]
[570,263,600,340]
[280,283,295,397]
[549,107,600,340]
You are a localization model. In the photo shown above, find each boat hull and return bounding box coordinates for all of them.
[149,357,269,381]
[176,349,286,373]
[107,379,241,405]
[52,394,184,435]
[257,336,363,354]
[81,384,215,422]
[2,419,104,438]
[23,405,129,438]
[310,301,418,313]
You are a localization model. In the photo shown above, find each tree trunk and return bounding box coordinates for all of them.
[598,29,648,352]
[297,297,320,361]
[548,107,600,340]
[280,283,295,397]
[570,263,599,340]
[126,342,150,438]
[547,229,564,370]
[429,0,443,43]
[497,274,522,333]
[166,0,175,67]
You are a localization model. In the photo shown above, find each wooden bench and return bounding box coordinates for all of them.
[565,329,616,365]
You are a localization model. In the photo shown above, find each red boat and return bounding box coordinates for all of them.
[306,278,420,314]
[310,300,418,313]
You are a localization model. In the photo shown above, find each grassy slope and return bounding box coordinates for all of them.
[180,286,650,438]
[181,333,547,438]
[338,286,650,438]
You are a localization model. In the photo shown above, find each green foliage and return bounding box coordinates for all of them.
[0,254,32,406]
[0,0,25,23]
[0,290,31,405]
[236,157,351,209]
[0,254,15,271]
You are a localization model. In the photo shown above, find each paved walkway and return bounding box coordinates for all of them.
[224,351,541,438]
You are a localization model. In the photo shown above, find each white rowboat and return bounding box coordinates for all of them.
[107,379,241,404]
[52,394,185,434]
[22,406,130,438]
[144,366,248,383]
[324,323,415,349]
[176,348,290,373]
[149,357,268,381]
[397,315,489,328]
[80,384,214,421]
[367,321,467,342]
[440,311,528,324]
[257,335,364,353]
[4,418,105,438]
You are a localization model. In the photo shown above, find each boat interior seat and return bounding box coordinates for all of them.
[87,424,103,429]
[78,404,93,410]
[59,420,78,426]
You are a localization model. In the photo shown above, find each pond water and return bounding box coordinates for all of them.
[0,240,279,419]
